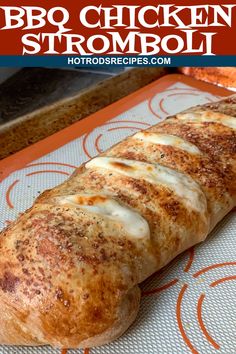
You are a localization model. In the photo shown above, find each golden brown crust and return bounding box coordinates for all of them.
[0,204,145,347]
[0,95,235,349]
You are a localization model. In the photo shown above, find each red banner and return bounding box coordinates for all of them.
[0,0,235,55]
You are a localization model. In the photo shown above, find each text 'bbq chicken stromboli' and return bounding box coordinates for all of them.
[0,95,235,349]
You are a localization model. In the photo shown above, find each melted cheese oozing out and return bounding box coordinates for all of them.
[177,111,236,130]
[86,157,207,213]
[58,194,150,239]
[133,132,201,154]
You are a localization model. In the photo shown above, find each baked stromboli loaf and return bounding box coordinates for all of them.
[0,96,235,349]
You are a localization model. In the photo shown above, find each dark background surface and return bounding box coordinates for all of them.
[0,68,113,124]
[0,67,168,159]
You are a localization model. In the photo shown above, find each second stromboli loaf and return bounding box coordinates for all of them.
[180,67,236,90]
[0,95,235,349]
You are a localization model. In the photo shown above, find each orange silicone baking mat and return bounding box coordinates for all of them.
[0,74,235,354]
